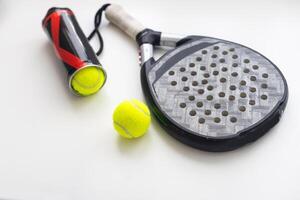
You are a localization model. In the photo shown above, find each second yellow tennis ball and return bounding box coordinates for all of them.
[113,99,151,139]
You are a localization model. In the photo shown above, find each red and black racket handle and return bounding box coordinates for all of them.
[42,7,106,95]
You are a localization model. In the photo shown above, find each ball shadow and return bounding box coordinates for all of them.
[116,131,152,154]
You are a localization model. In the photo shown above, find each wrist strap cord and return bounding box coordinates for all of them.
[88,3,111,56]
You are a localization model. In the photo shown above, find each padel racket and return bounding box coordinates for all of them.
[104,4,288,152]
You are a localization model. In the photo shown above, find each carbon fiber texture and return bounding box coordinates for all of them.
[148,38,285,138]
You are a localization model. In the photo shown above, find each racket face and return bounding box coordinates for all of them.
[141,36,288,151]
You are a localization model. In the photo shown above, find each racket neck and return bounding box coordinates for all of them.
[136,29,161,46]
[136,29,158,65]
[137,29,187,65]
[137,29,186,47]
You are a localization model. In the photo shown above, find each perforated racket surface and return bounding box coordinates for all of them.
[105,5,288,151]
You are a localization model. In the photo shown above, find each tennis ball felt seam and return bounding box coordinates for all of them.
[113,99,151,139]
[113,121,134,138]
[129,100,151,117]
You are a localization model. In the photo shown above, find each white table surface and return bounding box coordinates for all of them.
[0,0,299,199]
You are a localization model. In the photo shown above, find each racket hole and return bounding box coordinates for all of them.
[250,87,256,92]
[183,86,190,91]
[171,81,177,86]
[189,63,195,67]
[240,92,247,98]
[213,46,220,50]
[197,101,203,108]
[189,96,195,101]
[231,72,238,77]
[222,51,228,55]
[243,68,250,73]
[210,63,217,68]
[207,95,213,101]
[213,71,219,76]
[261,95,268,100]
[230,117,237,123]
[229,95,235,101]
[250,76,257,81]
[239,106,246,112]
[202,79,208,85]
[198,118,205,124]
[230,85,236,91]
[205,110,212,115]
[219,92,225,97]
[240,80,247,86]
[200,66,206,71]
[182,76,188,82]
[212,54,218,58]
[180,67,186,72]
[180,103,186,108]
[219,58,225,63]
[249,100,256,105]
[220,77,227,83]
[229,48,235,52]
[252,65,259,70]
[198,89,205,94]
[191,71,197,76]
[222,111,229,116]
[214,103,221,109]
[207,85,214,91]
[244,59,250,63]
[221,67,228,72]
[232,55,238,59]
[196,57,202,62]
[189,110,197,116]
[192,81,199,86]
[202,50,208,54]
[168,71,175,76]
[214,117,221,123]
[262,73,269,78]
[203,73,210,78]
[232,63,238,67]
[261,83,268,89]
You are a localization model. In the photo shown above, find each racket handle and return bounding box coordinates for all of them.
[105,4,146,40]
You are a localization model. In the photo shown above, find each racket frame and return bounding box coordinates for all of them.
[138,31,288,151]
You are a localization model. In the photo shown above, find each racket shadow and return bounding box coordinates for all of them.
[151,115,278,163]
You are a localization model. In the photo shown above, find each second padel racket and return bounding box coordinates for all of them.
[104,4,288,152]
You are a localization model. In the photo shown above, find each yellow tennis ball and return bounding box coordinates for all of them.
[71,66,106,96]
[113,99,151,139]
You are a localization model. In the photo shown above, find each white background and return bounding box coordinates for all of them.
[0,0,299,199]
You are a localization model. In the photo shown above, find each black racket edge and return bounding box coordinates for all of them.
[137,32,288,152]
